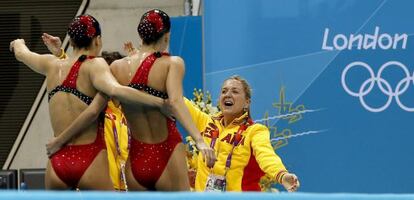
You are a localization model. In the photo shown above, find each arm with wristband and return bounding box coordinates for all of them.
[42,33,67,59]
[250,124,300,192]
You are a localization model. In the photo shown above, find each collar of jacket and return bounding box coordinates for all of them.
[212,111,250,127]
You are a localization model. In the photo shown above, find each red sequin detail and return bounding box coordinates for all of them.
[128,51,182,190]
[129,119,182,190]
[130,52,169,85]
[50,122,106,188]
[146,11,164,33]
[79,15,96,37]
[61,56,95,89]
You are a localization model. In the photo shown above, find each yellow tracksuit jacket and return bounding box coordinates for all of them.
[104,100,129,190]
[184,98,287,191]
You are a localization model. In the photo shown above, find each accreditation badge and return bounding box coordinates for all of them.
[204,174,226,192]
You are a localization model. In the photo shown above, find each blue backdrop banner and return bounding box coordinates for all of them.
[170,16,203,97]
[170,16,203,138]
[204,0,414,193]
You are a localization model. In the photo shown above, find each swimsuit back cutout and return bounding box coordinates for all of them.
[48,55,95,105]
[128,52,169,99]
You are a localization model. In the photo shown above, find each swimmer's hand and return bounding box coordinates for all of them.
[46,137,64,157]
[160,99,175,121]
[195,141,217,168]
[123,41,138,56]
[42,33,62,56]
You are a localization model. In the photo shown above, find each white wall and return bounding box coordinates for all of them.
[88,0,185,53]
[9,96,52,169]
[7,0,185,170]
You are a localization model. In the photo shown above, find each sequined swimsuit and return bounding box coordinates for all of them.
[128,52,183,190]
[49,55,106,188]
[48,55,95,105]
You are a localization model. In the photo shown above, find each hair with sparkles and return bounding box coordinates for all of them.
[68,15,101,49]
[137,9,170,45]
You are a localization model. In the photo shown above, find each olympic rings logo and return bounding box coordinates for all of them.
[341,61,414,112]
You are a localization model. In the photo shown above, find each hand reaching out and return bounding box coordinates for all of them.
[42,33,62,56]
[123,41,137,56]
[195,141,217,168]
[281,173,300,192]
[9,39,25,52]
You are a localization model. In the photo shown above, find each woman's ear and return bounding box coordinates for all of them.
[245,98,251,108]
[164,32,170,43]
[94,36,102,47]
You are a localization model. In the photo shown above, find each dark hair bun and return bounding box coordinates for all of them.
[68,15,101,49]
[137,9,170,45]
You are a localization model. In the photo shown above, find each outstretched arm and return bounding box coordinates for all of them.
[41,33,167,109]
[88,57,166,108]
[46,92,108,156]
[183,97,211,131]
[42,33,64,57]
[10,39,55,75]
[165,56,216,168]
[251,125,300,192]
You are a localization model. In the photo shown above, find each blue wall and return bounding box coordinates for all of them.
[204,0,414,193]
[170,16,203,137]
[170,16,203,97]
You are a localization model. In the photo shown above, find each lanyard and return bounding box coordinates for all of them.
[225,123,249,170]
[208,118,253,173]
[209,129,219,148]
